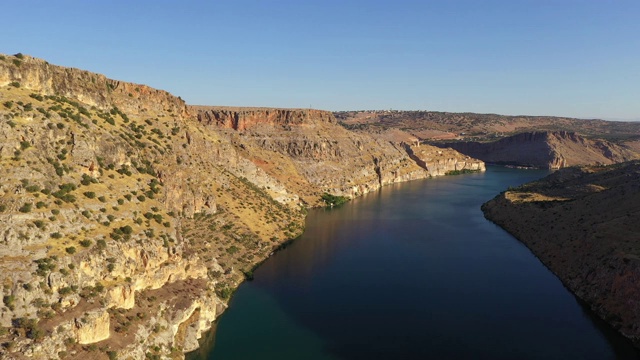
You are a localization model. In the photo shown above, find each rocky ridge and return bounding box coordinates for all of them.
[439,131,639,169]
[482,162,640,347]
[0,53,484,359]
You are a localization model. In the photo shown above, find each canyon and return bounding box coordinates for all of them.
[1,52,639,359]
[0,54,484,359]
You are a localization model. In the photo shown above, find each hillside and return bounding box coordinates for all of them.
[336,110,640,143]
[438,131,639,169]
[482,162,640,347]
[0,53,484,359]
[337,111,640,169]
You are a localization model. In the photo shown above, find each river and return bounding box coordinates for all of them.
[188,166,639,360]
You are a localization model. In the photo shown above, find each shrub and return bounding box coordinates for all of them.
[50,232,63,239]
[3,295,15,310]
[9,81,20,87]
[65,247,76,254]
[120,225,133,235]
[83,191,96,199]
[321,193,349,207]
[79,239,92,247]
[19,203,33,213]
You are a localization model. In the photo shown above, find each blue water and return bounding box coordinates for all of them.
[188,166,639,360]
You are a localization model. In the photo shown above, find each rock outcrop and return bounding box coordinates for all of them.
[193,106,451,204]
[482,161,640,347]
[402,143,485,176]
[439,131,639,169]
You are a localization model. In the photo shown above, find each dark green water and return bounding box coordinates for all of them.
[188,166,639,360]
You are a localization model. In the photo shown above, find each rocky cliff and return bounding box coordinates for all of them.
[482,161,640,347]
[402,143,485,176]
[0,53,484,359]
[193,106,461,204]
[439,131,639,169]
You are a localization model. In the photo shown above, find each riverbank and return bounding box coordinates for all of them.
[482,162,640,348]
[189,167,638,359]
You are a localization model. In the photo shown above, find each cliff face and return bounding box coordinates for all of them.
[0,54,188,118]
[403,143,485,176]
[192,106,450,204]
[0,54,484,359]
[440,131,639,169]
[195,106,335,131]
[482,162,640,347]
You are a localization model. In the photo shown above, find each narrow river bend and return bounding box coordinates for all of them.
[188,166,639,360]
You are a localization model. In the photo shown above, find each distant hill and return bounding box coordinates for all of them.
[438,131,639,169]
[336,110,640,168]
[335,110,640,143]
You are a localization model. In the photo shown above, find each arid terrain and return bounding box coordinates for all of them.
[0,54,484,359]
[1,52,639,359]
[482,162,640,347]
[337,110,640,168]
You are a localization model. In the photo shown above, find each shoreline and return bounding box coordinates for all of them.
[481,163,640,350]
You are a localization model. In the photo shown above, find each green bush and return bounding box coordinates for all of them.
[50,232,63,239]
[321,193,349,207]
[79,239,92,247]
[19,203,33,213]
[83,191,96,199]
[65,247,76,254]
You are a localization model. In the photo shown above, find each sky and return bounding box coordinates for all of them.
[2,1,640,120]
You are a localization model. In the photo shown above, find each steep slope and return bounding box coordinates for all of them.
[196,107,424,204]
[482,162,640,347]
[0,54,306,359]
[0,53,484,359]
[194,107,486,203]
[439,131,639,169]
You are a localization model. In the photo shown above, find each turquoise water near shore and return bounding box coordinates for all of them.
[188,167,639,360]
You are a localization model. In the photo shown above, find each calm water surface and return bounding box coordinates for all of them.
[188,167,639,360]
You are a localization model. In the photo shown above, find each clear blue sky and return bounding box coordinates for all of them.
[3,1,639,119]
